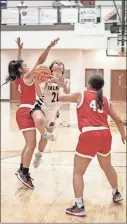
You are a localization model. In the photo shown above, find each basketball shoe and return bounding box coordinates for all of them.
[42,132,56,141]
[17,172,34,189]
[113,190,123,203]
[65,203,86,217]
[15,168,22,175]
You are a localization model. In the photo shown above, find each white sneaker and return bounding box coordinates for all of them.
[42,132,56,141]
[33,153,42,168]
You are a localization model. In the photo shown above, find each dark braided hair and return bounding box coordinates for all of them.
[1,60,23,87]
[88,75,104,110]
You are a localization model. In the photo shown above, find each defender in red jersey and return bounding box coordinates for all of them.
[76,90,112,158]
[15,77,36,131]
[4,37,59,189]
[58,75,126,217]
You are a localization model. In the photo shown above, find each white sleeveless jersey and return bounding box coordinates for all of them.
[36,79,70,111]
[42,82,61,110]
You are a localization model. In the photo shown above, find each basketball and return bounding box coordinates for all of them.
[33,65,51,82]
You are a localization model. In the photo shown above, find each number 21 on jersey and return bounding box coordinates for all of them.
[89,100,103,113]
[51,92,59,103]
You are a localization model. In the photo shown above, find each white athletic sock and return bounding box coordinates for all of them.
[36,151,42,157]
[42,132,53,138]
[41,132,47,137]
[75,197,84,208]
[112,188,118,195]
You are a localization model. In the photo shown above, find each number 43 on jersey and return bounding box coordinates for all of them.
[90,100,103,113]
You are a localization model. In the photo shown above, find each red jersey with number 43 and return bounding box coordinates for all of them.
[77,91,109,132]
[15,77,36,105]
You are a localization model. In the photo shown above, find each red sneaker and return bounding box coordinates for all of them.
[65,203,86,217]
[17,172,34,189]
[113,191,123,203]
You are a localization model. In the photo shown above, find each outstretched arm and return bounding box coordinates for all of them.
[25,38,60,82]
[58,87,81,104]
[16,37,23,60]
[36,38,59,66]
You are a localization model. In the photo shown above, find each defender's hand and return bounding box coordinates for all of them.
[16,37,23,49]
[50,38,60,47]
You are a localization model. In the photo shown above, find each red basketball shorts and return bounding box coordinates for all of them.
[76,129,112,159]
[16,107,35,131]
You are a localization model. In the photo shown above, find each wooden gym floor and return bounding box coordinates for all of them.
[1,102,126,223]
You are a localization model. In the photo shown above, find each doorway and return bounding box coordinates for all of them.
[111,70,126,101]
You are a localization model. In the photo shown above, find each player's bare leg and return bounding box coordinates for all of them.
[31,110,56,141]
[15,145,26,175]
[97,153,123,203]
[65,154,91,217]
[33,123,55,168]
[33,138,47,168]
[17,130,36,189]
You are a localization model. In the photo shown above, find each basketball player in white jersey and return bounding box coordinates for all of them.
[32,60,70,168]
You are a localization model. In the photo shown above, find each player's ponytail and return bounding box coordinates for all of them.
[88,75,104,111]
[0,60,23,87]
[96,88,103,110]
[0,76,16,87]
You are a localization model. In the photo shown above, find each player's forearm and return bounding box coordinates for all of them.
[115,120,125,138]
[26,45,51,79]
[17,49,22,60]
[37,45,51,65]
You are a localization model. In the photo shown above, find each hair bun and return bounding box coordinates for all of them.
[12,60,17,68]
[9,75,16,81]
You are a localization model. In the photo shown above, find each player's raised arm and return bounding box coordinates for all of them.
[108,103,126,144]
[25,38,60,82]
[37,38,60,65]
[16,37,23,60]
